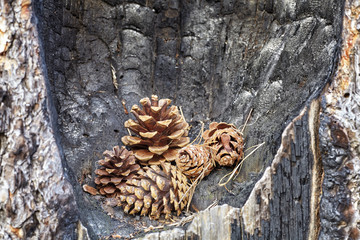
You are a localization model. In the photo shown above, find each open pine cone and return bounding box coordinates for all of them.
[117,162,190,219]
[94,146,140,197]
[176,145,214,180]
[94,146,190,219]
[122,95,190,165]
[202,122,244,167]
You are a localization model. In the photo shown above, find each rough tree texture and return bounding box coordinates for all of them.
[1,0,359,239]
[318,1,360,238]
[0,0,80,239]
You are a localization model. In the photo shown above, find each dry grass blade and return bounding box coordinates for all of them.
[179,106,186,122]
[218,142,265,187]
[190,121,204,145]
[205,199,219,210]
[243,142,263,152]
[241,108,253,133]
[127,128,132,136]
[238,108,260,131]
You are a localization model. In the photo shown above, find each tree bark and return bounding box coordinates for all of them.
[1,0,359,239]
[0,1,79,239]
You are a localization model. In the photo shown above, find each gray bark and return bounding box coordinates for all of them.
[0,1,78,238]
[1,0,359,239]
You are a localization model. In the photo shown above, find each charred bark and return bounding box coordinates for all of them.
[1,0,359,239]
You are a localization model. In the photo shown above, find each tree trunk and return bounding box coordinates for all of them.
[0,1,79,239]
[1,0,359,239]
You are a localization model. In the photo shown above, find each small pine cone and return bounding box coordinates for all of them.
[202,122,244,167]
[122,95,190,165]
[94,146,140,197]
[117,162,190,219]
[176,145,214,179]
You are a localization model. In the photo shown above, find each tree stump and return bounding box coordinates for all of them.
[1,0,359,239]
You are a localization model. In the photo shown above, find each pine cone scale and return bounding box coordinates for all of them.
[95,169,108,176]
[134,150,154,161]
[150,106,162,114]
[169,137,190,148]
[162,149,179,161]
[148,145,169,155]
[104,186,116,194]
[138,115,156,128]
[153,122,172,132]
[139,131,158,138]
[140,179,150,191]
[111,177,122,184]
[134,188,144,199]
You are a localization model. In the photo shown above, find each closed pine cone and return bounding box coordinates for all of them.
[94,146,140,197]
[176,145,214,180]
[202,122,244,167]
[122,95,190,165]
[117,162,190,219]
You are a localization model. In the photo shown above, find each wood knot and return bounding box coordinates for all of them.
[329,120,349,149]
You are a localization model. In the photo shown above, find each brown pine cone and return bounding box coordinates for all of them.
[122,95,190,165]
[176,145,214,180]
[202,122,244,167]
[117,162,190,219]
[94,146,140,197]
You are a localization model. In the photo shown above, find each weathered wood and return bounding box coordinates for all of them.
[318,1,360,239]
[1,0,359,239]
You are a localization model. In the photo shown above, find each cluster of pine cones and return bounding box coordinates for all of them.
[85,95,244,220]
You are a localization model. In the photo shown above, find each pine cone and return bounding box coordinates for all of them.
[122,95,190,165]
[202,122,244,167]
[117,162,190,219]
[94,146,140,197]
[176,145,214,179]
